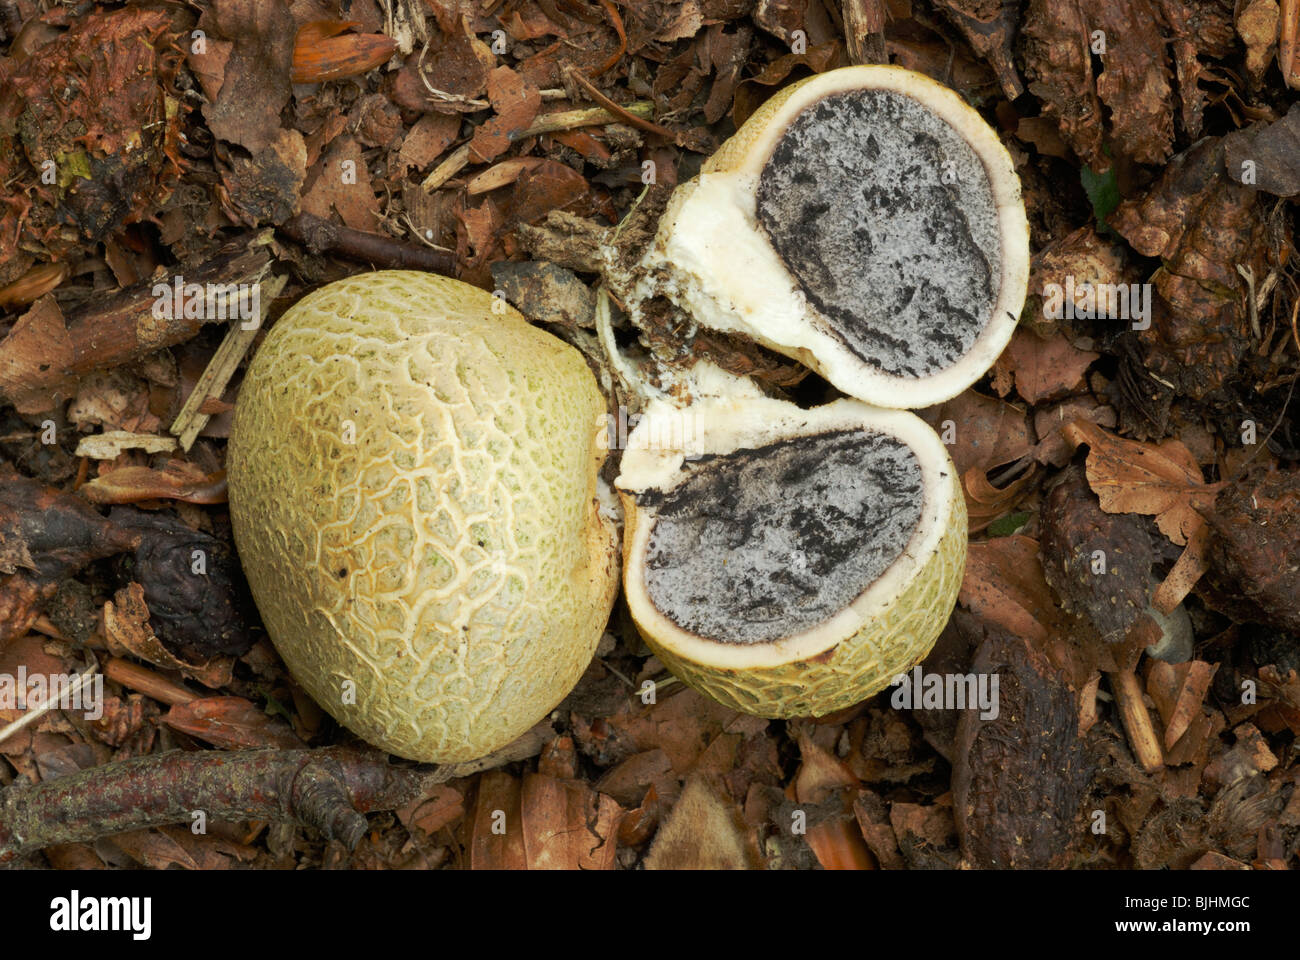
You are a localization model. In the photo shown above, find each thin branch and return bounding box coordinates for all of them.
[420,101,655,191]
[564,66,680,143]
[279,212,454,273]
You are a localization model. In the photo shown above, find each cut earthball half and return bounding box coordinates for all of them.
[637,65,1030,409]
[616,395,967,718]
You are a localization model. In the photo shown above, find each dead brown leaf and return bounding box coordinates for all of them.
[468,66,542,163]
[1203,722,1278,787]
[1147,660,1218,749]
[916,390,1030,476]
[509,158,588,225]
[390,26,492,114]
[995,328,1099,405]
[469,771,526,869]
[397,785,465,837]
[520,773,624,869]
[1032,397,1117,467]
[959,535,1063,642]
[0,633,69,756]
[732,42,844,125]
[0,297,76,413]
[163,695,303,749]
[1061,419,1220,546]
[300,134,380,231]
[202,0,295,154]
[395,113,462,176]
[963,464,1036,532]
[219,127,307,227]
[1152,520,1212,614]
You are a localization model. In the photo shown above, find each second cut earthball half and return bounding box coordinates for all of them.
[617,396,966,718]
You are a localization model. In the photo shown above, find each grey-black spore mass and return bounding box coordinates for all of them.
[641,430,924,644]
[755,88,1000,378]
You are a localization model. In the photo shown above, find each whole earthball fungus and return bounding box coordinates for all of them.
[227,271,619,763]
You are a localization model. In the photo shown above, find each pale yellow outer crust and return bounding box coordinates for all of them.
[228,271,618,763]
[624,484,967,718]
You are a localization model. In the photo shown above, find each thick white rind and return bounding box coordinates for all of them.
[616,395,960,669]
[641,65,1030,409]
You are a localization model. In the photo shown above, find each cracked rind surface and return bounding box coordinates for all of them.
[637,485,966,718]
[227,271,618,763]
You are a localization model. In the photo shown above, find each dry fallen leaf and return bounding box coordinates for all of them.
[163,696,303,750]
[468,66,542,163]
[962,463,1036,532]
[1061,419,1220,546]
[397,785,465,837]
[959,535,1064,643]
[1032,397,1118,467]
[917,390,1031,476]
[1151,520,1212,614]
[1146,660,1218,749]
[995,328,1099,405]
[102,582,235,689]
[299,134,380,231]
[470,771,526,870]
[520,773,624,870]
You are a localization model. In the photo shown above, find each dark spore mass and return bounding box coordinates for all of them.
[642,429,924,644]
[755,88,1001,378]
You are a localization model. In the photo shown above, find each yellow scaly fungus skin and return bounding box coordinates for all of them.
[228,271,618,763]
